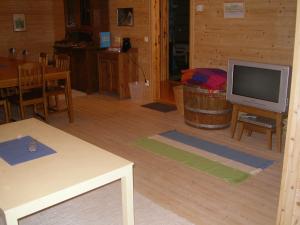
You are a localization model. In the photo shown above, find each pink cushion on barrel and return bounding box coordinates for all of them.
[181,68,227,90]
[203,73,227,90]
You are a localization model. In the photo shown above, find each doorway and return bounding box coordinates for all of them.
[169,0,190,81]
[159,0,190,103]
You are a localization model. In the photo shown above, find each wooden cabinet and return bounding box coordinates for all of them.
[64,0,77,28]
[64,0,109,43]
[57,0,108,94]
[64,0,92,29]
[54,46,98,94]
[98,49,138,98]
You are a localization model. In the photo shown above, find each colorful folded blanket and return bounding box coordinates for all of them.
[181,68,227,90]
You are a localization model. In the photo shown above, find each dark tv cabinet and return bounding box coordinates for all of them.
[230,103,283,152]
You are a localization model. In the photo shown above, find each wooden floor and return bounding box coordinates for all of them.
[49,94,283,225]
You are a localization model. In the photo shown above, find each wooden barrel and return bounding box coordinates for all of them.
[183,85,232,129]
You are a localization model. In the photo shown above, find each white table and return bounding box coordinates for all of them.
[0,119,134,225]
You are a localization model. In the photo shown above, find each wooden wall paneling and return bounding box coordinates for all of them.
[91,0,109,43]
[0,0,65,61]
[53,0,66,44]
[160,0,168,82]
[191,0,296,69]
[190,0,195,68]
[276,1,300,224]
[150,0,160,100]
[109,0,295,100]
[109,0,153,100]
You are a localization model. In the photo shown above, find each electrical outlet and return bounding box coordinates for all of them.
[145,80,150,86]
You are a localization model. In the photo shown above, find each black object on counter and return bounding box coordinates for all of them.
[122,38,131,52]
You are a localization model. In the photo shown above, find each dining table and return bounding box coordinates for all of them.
[0,57,74,123]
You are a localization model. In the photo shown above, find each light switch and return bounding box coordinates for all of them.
[196,4,204,12]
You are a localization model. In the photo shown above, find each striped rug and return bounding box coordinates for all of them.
[135,130,274,184]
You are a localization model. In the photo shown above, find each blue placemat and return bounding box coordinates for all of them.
[0,136,56,166]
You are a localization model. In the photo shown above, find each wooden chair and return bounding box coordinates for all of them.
[0,99,9,123]
[53,54,70,71]
[8,62,48,121]
[46,54,72,121]
[39,52,48,66]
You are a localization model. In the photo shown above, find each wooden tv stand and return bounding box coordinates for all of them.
[231,103,283,152]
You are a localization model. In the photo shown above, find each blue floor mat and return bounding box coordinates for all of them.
[159,130,274,169]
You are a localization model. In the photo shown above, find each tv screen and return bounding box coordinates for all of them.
[232,66,281,103]
[227,59,290,113]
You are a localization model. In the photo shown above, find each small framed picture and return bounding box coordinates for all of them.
[117,8,133,26]
[13,14,26,32]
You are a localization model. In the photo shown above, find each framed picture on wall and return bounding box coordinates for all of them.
[117,8,133,26]
[13,14,26,32]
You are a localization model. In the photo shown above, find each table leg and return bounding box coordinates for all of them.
[231,105,239,138]
[4,216,18,225]
[66,71,74,123]
[121,167,134,225]
[276,113,283,152]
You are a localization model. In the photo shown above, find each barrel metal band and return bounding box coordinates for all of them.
[185,119,231,129]
[183,86,226,95]
[184,106,232,115]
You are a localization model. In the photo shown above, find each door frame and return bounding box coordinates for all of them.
[150,0,194,100]
[276,1,300,224]
[160,0,169,82]
[149,0,161,100]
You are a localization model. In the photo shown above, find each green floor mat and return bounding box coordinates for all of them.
[135,138,250,184]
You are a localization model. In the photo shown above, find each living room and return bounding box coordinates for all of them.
[0,0,300,225]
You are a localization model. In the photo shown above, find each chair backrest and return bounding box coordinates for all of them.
[39,52,48,66]
[54,54,70,71]
[8,48,17,59]
[18,62,45,92]
[22,49,29,61]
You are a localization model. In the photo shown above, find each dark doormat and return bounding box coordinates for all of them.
[141,102,177,113]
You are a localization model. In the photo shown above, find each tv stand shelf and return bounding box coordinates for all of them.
[231,103,283,152]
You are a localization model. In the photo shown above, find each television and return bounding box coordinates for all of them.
[226,59,291,113]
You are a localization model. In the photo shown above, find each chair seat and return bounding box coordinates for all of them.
[8,89,43,104]
[46,85,65,95]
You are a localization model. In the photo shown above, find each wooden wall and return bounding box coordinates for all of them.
[113,0,297,100]
[0,0,65,61]
[190,0,297,70]
[108,0,152,99]
[277,1,300,223]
